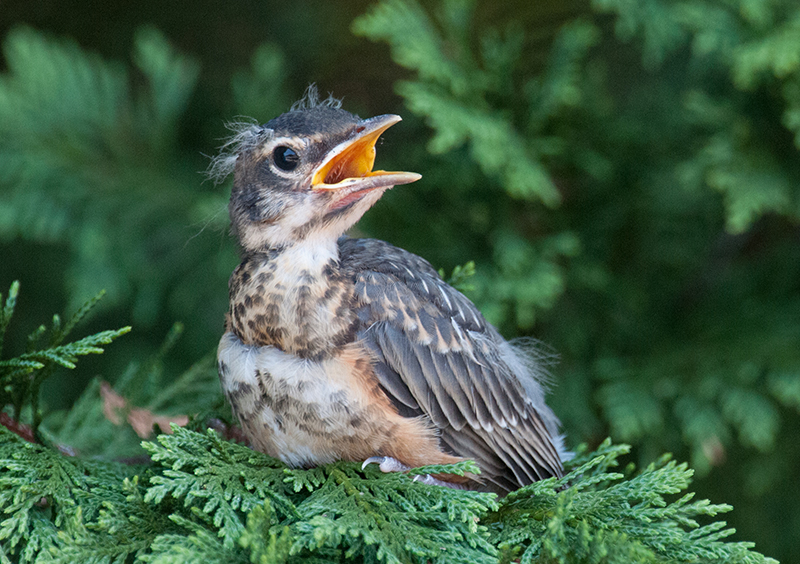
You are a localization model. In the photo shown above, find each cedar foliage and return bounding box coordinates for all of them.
[1,0,798,561]
[0,284,773,562]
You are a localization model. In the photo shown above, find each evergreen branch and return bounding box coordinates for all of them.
[142,427,498,563]
[52,476,178,564]
[0,359,44,374]
[1,328,130,371]
[0,281,19,357]
[397,79,559,204]
[352,0,479,95]
[439,260,476,293]
[526,19,600,128]
[0,428,84,553]
[289,463,497,564]
[492,439,776,563]
[733,13,800,89]
[1,425,166,563]
[143,427,296,548]
[55,289,107,346]
[141,513,248,564]
[353,0,562,206]
[237,503,292,564]
[0,281,130,438]
[132,26,200,147]
[592,0,688,66]
[0,26,223,333]
[404,458,481,478]
[25,323,47,352]
[18,511,59,563]
[0,419,777,563]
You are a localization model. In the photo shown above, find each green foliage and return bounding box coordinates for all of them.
[439,260,477,293]
[0,282,129,436]
[493,440,768,564]
[0,422,776,564]
[41,329,223,461]
[590,0,800,233]
[354,2,800,560]
[353,0,565,206]
[138,427,498,564]
[353,1,595,329]
[2,0,798,561]
[0,288,774,563]
[0,25,231,331]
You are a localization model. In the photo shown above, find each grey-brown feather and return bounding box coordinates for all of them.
[338,237,564,489]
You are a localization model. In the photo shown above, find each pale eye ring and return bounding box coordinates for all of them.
[273,146,300,171]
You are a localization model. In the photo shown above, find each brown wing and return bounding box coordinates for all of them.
[338,237,563,491]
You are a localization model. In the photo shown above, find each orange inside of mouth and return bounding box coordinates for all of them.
[312,125,398,188]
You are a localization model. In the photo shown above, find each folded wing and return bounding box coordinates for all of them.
[339,238,564,491]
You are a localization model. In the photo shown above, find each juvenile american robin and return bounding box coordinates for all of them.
[214,90,568,493]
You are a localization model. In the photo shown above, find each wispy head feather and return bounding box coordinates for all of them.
[291,84,343,111]
[207,118,271,184]
[207,86,341,184]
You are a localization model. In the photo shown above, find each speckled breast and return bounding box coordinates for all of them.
[217,331,399,466]
[218,245,399,465]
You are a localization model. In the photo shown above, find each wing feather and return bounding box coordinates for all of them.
[444,353,494,430]
[340,237,563,488]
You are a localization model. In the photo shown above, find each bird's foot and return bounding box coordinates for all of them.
[362,456,410,473]
[361,456,467,489]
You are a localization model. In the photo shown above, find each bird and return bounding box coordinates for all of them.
[213,88,568,493]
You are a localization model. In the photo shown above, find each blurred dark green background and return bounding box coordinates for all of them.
[1,0,799,562]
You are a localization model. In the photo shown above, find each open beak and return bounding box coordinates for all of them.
[311,114,421,194]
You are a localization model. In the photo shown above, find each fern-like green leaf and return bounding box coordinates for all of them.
[492,439,776,563]
[143,427,296,548]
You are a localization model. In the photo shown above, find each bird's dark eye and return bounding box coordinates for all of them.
[273,146,300,171]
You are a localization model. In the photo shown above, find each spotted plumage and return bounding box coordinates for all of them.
[216,88,567,492]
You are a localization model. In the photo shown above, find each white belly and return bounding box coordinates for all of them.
[217,331,386,466]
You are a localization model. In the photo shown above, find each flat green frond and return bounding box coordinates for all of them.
[0,282,20,356]
[143,427,295,548]
[493,440,776,564]
[288,462,497,564]
[733,14,800,88]
[139,514,247,564]
[132,26,200,147]
[56,289,107,346]
[439,260,476,293]
[1,328,129,376]
[354,0,563,206]
[404,458,482,478]
[140,427,498,563]
[0,428,86,556]
[0,25,233,324]
[0,283,129,436]
[6,328,130,371]
[237,503,292,564]
[527,19,601,128]
[353,0,479,95]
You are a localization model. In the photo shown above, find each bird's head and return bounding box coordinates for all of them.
[211,94,420,252]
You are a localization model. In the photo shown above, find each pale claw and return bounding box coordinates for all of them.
[361,456,410,473]
[362,457,467,489]
[413,474,467,489]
